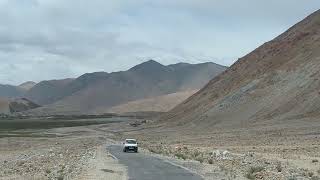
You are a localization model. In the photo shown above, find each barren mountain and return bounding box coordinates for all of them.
[0,98,9,114]
[103,90,199,114]
[0,98,40,114]
[25,78,75,105]
[159,10,320,131]
[0,84,25,98]
[18,81,37,91]
[0,82,36,99]
[26,60,226,115]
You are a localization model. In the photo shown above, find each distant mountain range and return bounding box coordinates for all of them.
[0,60,227,115]
[0,81,36,98]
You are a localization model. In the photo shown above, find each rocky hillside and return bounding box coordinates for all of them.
[24,60,226,115]
[159,10,320,130]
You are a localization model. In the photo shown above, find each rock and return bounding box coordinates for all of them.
[222,150,230,159]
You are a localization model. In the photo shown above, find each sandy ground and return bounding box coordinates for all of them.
[0,126,127,180]
[1,120,320,180]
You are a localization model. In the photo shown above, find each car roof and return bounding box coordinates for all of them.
[125,139,137,141]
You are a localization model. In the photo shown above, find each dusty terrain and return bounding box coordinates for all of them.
[0,124,127,180]
[1,115,320,180]
[107,118,320,180]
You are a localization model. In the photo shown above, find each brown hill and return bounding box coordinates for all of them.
[102,90,199,114]
[159,10,320,131]
[26,60,226,115]
[0,98,40,114]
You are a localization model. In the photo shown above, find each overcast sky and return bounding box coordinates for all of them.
[0,0,319,85]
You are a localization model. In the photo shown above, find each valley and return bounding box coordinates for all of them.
[0,3,319,180]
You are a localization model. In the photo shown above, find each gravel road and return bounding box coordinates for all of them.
[107,145,203,180]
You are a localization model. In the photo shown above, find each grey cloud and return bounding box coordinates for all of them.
[0,0,319,84]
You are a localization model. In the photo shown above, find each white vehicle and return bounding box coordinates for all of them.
[123,139,138,153]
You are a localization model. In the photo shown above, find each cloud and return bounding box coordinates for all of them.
[0,0,319,84]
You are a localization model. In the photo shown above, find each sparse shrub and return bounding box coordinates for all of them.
[245,172,255,179]
[208,158,214,164]
[311,176,320,180]
[45,169,51,174]
[57,175,64,180]
[219,165,227,172]
[149,148,156,153]
[175,153,187,160]
[57,169,64,174]
[195,156,204,163]
[17,161,25,166]
[193,150,201,158]
[317,169,320,174]
[276,162,282,172]
[245,166,264,180]
[312,159,319,163]
[287,176,297,180]
[309,172,315,177]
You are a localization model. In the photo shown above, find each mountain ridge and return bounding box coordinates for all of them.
[22,60,226,115]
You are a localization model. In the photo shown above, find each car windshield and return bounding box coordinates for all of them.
[126,140,137,144]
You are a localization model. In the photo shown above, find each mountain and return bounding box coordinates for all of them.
[0,82,36,99]
[25,60,226,115]
[18,81,37,91]
[102,90,199,114]
[25,78,75,105]
[0,98,10,114]
[158,10,320,131]
[0,97,40,114]
[0,84,25,98]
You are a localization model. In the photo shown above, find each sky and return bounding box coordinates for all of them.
[0,0,319,85]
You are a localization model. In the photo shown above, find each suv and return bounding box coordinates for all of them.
[123,139,138,153]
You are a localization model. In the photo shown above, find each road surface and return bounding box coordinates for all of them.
[107,145,203,180]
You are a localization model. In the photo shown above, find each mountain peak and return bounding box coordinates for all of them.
[130,60,165,72]
[18,81,37,90]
